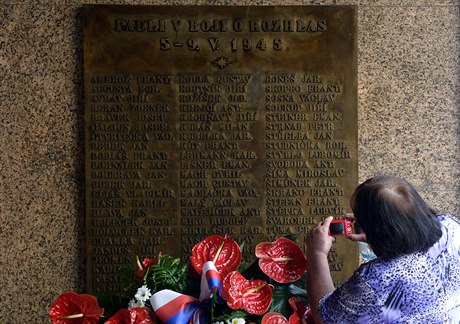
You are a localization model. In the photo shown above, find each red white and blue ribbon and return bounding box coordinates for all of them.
[199,261,222,301]
[150,261,222,324]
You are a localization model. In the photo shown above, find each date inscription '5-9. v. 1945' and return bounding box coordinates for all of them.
[84,5,358,294]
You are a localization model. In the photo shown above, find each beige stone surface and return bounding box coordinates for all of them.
[0,1,459,322]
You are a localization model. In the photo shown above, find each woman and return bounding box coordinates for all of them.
[306,175,460,323]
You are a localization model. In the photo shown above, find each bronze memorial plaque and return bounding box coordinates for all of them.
[84,5,358,294]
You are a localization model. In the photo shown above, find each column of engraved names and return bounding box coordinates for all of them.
[88,74,175,292]
[264,72,314,249]
[264,72,348,253]
[89,74,134,293]
[178,74,259,261]
[303,74,352,274]
[127,74,176,258]
[303,74,348,218]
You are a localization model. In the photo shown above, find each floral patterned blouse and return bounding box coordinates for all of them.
[319,214,460,323]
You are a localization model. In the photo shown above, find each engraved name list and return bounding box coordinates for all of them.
[84,5,358,294]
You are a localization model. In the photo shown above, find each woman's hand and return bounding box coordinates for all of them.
[343,213,368,242]
[306,216,335,324]
[306,216,334,257]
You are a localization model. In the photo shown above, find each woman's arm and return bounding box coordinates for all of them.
[306,216,335,324]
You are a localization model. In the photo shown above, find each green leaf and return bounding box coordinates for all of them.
[119,264,139,297]
[241,259,270,282]
[287,282,308,298]
[212,309,252,322]
[147,255,188,293]
[268,283,308,318]
[239,241,245,252]
[290,272,308,295]
[119,264,135,284]
[95,293,129,323]
[269,285,291,316]
[283,232,301,242]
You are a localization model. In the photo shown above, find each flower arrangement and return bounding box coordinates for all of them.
[50,234,313,324]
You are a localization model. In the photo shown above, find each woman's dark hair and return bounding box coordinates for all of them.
[351,175,442,259]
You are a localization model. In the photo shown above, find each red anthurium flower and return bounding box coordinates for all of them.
[288,296,315,324]
[261,312,289,324]
[129,307,157,324]
[190,235,242,278]
[222,271,273,315]
[255,237,308,283]
[222,271,246,309]
[135,252,162,279]
[49,292,104,323]
[105,309,130,324]
[105,307,157,324]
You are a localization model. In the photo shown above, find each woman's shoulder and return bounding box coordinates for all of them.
[354,249,432,283]
[355,214,460,279]
[437,213,460,227]
[354,257,398,284]
[436,214,460,242]
[434,213,460,254]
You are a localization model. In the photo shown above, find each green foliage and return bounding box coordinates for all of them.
[269,285,291,316]
[268,282,308,317]
[95,292,129,323]
[91,231,309,323]
[283,232,302,243]
[241,259,270,282]
[119,264,138,297]
[213,309,254,322]
[147,254,188,293]
[287,278,308,298]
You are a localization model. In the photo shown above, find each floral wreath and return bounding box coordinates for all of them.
[49,234,314,324]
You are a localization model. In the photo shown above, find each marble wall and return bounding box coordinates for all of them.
[0,0,458,322]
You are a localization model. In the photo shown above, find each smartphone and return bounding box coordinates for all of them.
[329,219,354,236]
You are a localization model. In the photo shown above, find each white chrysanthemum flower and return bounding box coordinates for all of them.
[128,298,144,309]
[134,285,152,302]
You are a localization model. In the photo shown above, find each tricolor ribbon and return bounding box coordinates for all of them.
[150,261,223,324]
